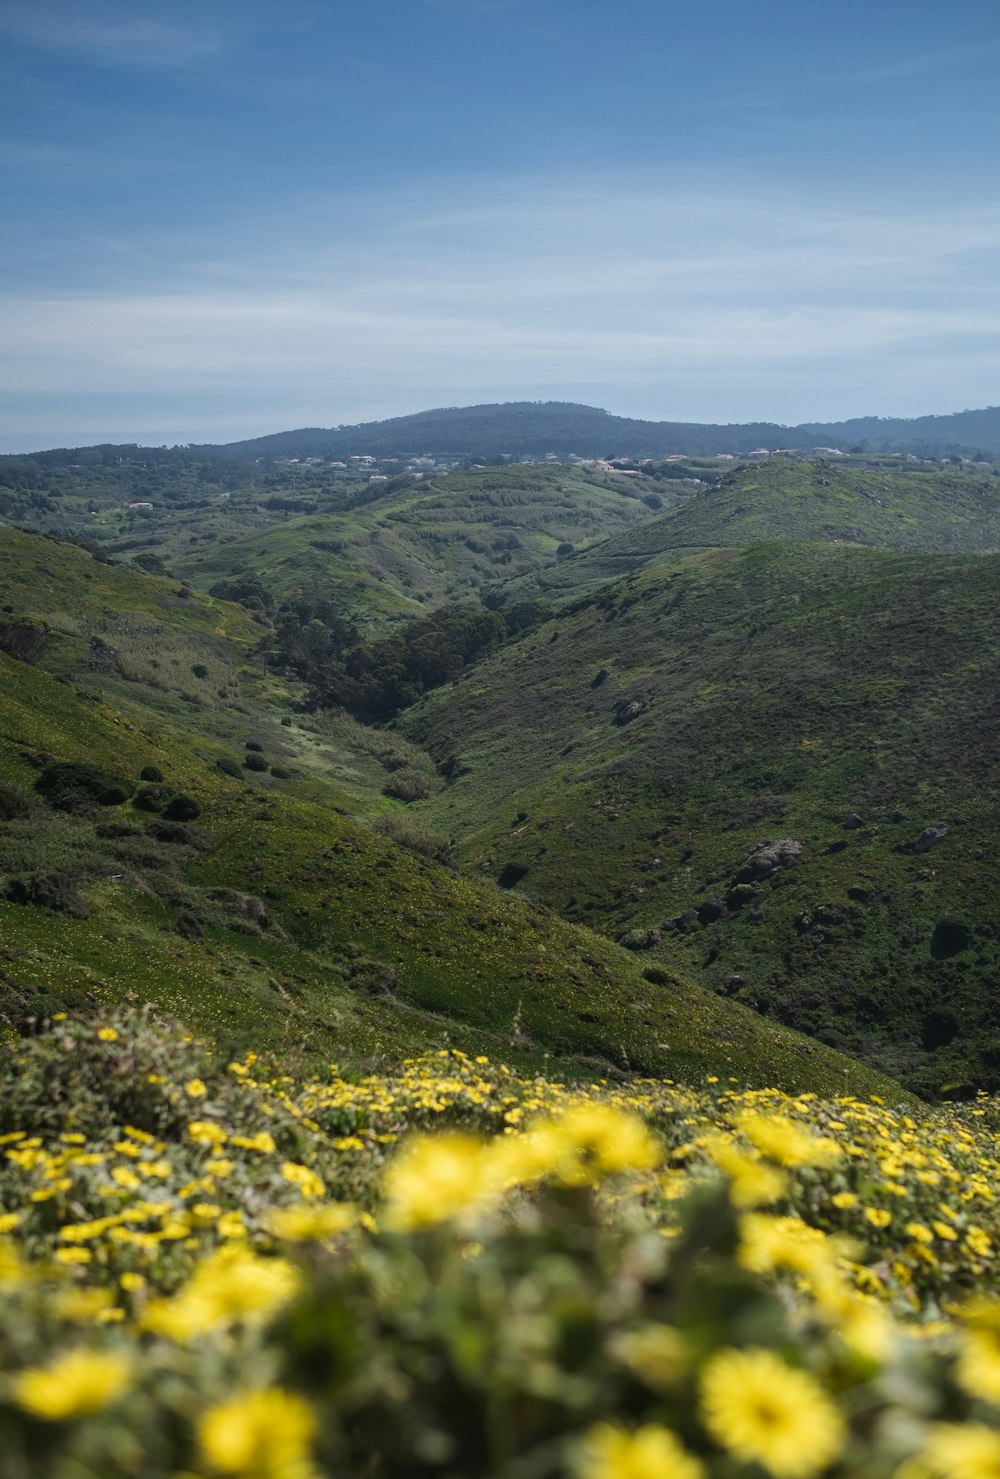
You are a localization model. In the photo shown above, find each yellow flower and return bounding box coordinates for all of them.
[199,1388,317,1478]
[699,1347,844,1479]
[738,1114,841,1170]
[268,1202,357,1242]
[15,1349,130,1421]
[97,1027,119,1042]
[739,1213,842,1281]
[906,1222,935,1244]
[921,1423,1000,1479]
[707,1140,788,1208]
[384,1134,495,1229]
[189,1119,227,1146]
[957,1301,1000,1403]
[185,1079,208,1099]
[864,1207,892,1229]
[280,1162,325,1200]
[579,1422,704,1479]
[831,1191,858,1210]
[54,1246,93,1265]
[143,1246,300,1341]
[0,1211,23,1234]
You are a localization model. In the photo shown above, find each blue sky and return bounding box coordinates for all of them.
[2,0,999,450]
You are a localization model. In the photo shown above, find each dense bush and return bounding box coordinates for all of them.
[162,793,201,821]
[35,761,132,811]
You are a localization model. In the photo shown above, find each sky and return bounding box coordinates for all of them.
[2,0,999,451]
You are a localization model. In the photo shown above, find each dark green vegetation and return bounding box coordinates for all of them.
[0,522,897,1099]
[205,400,1000,460]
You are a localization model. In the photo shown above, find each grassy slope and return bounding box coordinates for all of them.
[172,466,666,624]
[0,527,900,1099]
[497,460,1000,609]
[402,541,1000,1095]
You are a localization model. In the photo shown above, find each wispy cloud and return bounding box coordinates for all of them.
[0,1,227,66]
[3,171,1000,439]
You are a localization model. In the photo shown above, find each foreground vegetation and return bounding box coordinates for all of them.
[2,1010,1000,1478]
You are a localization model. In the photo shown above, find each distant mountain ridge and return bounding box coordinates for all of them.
[197,400,1000,460]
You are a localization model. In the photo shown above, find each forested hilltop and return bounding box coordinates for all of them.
[6,398,1000,465]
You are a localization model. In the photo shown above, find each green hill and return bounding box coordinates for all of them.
[401,539,1000,1095]
[170,464,664,628]
[496,459,1000,609]
[0,522,897,1099]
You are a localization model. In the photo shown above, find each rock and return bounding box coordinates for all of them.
[677,909,701,933]
[897,824,949,855]
[842,813,864,830]
[614,698,645,726]
[914,824,949,853]
[736,838,803,883]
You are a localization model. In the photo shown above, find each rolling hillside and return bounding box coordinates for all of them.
[402,540,1000,1095]
[170,464,666,626]
[0,522,897,1098]
[496,459,1000,608]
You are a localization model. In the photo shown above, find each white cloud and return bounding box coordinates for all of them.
[3,172,1000,438]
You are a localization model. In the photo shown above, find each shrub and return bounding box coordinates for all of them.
[139,765,164,783]
[270,765,292,779]
[134,784,171,813]
[245,740,264,752]
[242,753,269,773]
[216,756,242,778]
[3,871,89,917]
[0,617,53,665]
[162,793,201,822]
[191,663,208,679]
[35,761,132,811]
[372,812,451,859]
[0,781,32,820]
[382,769,432,802]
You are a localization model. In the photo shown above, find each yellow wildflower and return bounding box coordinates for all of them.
[700,1346,844,1479]
[97,1027,119,1043]
[383,1133,495,1229]
[185,1078,208,1099]
[738,1113,841,1170]
[707,1140,788,1208]
[957,1300,1000,1403]
[579,1422,704,1479]
[15,1350,130,1421]
[921,1423,1000,1479]
[143,1246,300,1341]
[199,1388,317,1478]
[268,1202,357,1242]
[831,1191,858,1210]
[280,1162,325,1200]
[864,1207,892,1229]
